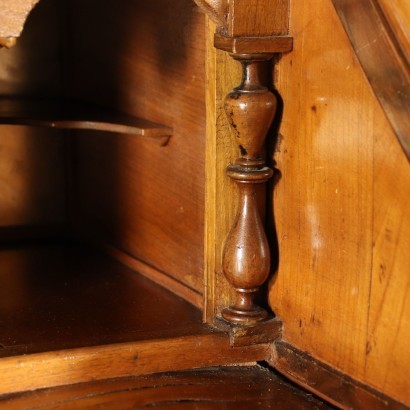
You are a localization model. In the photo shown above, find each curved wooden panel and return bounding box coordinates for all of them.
[271,0,410,404]
[331,0,410,160]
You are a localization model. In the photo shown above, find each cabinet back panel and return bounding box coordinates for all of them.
[68,0,206,293]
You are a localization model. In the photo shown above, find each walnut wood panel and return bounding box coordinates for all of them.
[331,0,410,159]
[67,0,206,294]
[269,0,410,404]
[0,366,332,409]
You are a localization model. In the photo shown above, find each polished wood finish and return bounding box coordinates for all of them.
[0,98,172,143]
[0,366,333,409]
[221,54,277,325]
[1,0,408,406]
[272,341,409,410]
[331,0,410,159]
[270,0,410,404]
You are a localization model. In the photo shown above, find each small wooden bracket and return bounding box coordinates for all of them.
[214,33,293,54]
[215,317,282,347]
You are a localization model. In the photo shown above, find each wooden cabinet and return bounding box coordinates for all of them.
[0,0,409,408]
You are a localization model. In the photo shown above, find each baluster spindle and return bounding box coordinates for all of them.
[222,54,276,325]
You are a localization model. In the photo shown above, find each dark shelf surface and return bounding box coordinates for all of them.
[0,98,172,140]
[0,242,206,357]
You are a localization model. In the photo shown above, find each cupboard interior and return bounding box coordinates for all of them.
[0,0,207,354]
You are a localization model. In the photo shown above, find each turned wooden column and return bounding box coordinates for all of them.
[222,54,276,325]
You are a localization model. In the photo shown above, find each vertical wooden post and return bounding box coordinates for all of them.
[194,0,292,325]
[221,54,276,325]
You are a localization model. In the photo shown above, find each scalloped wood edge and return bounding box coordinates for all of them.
[0,0,39,41]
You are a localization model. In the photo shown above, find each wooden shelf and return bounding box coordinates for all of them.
[0,98,172,142]
[0,242,204,357]
[0,242,270,395]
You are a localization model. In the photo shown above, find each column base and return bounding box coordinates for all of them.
[222,305,270,326]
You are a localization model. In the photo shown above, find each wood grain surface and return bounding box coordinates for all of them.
[269,0,410,404]
[68,0,206,295]
[331,0,410,159]
[0,366,333,409]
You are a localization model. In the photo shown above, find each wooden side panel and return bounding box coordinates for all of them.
[204,20,241,321]
[269,0,410,404]
[68,0,206,293]
[365,115,410,399]
[0,0,65,228]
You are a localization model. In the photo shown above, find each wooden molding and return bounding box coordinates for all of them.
[214,33,293,54]
[0,333,270,395]
[331,0,410,160]
[270,341,409,410]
